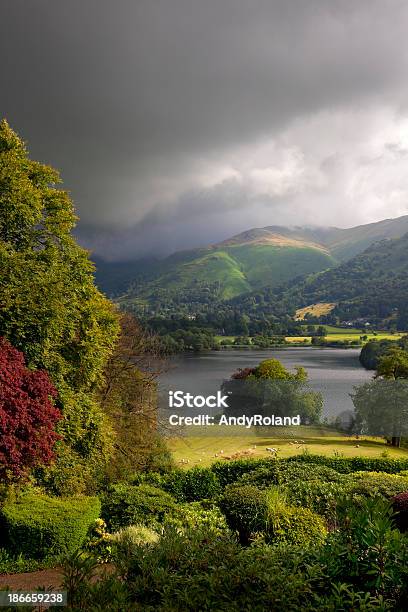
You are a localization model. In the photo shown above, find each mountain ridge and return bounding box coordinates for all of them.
[93,214,408,310]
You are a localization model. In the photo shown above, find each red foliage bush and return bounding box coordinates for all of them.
[392,491,408,532]
[0,337,61,481]
[231,367,256,380]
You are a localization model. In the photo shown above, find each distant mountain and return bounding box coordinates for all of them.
[284,232,408,325]
[96,232,335,305]
[217,215,408,261]
[93,215,408,314]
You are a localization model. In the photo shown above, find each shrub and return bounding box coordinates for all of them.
[110,524,159,576]
[345,471,408,500]
[218,485,267,544]
[111,524,159,548]
[163,501,228,536]
[286,480,347,520]
[132,467,221,502]
[60,510,408,611]
[131,471,166,488]
[286,454,408,474]
[211,458,273,487]
[0,548,50,574]
[125,530,318,611]
[62,549,130,611]
[0,490,100,559]
[266,502,327,547]
[162,467,221,502]
[237,462,343,489]
[392,491,408,532]
[315,497,408,601]
[101,484,177,531]
[0,337,61,482]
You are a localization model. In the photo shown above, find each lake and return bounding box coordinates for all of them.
[159,347,373,419]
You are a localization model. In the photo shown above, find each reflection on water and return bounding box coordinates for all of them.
[159,348,373,418]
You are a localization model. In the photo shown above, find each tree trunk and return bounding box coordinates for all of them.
[391,436,401,447]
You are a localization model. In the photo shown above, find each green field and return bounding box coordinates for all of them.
[216,326,404,346]
[286,332,404,343]
[167,426,408,467]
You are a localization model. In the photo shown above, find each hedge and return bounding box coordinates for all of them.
[0,490,101,559]
[237,463,343,489]
[211,458,274,487]
[101,484,177,530]
[285,455,408,474]
[345,472,408,500]
[164,467,221,502]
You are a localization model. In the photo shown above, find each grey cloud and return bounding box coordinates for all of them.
[1,1,408,258]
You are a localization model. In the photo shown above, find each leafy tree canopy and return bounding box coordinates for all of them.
[376,348,408,380]
[0,120,120,490]
[0,119,119,389]
[253,358,307,382]
[0,336,61,482]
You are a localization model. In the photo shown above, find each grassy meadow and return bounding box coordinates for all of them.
[216,325,404,346]
[285,328,404,344]
[167,426,408,468]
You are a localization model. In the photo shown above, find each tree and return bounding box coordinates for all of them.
[0,337,61,482]
[98,314,172,478]
[222,358,322,426]
[352,347,408,447]
[376,348,408,380]
[0,120,119,492]
[376,348,408,447]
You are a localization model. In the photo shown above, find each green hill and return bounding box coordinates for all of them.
[94,215,408,316]
[111,236,335,308]
[280,232,408,326]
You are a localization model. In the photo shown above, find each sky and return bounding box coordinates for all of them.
[2,0,408,260]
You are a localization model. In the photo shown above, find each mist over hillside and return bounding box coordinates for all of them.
[94,215,408,314]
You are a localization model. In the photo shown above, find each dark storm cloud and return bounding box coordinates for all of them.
[1,0,408,259]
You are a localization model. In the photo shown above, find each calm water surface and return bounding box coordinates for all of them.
[159,348,373,418]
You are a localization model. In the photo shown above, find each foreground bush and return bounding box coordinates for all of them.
[110,525,159,576]
[0,336,61,482]
[0,490,100,559]
[64,501,408,611]
[161,467,221,502]
[101,483,177,530]
[163,501,228,535]
[392,491,408,532]
[345,471,408,500]
[237,461,343,489]
[219,485,268,544]
[316,497,408,602]
[286,480,346,520]
[266,499,327,547]
[126,531,319,611]
[211,458,272,487]
[286,454,408,474]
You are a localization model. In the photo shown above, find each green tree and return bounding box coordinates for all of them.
[0,120,119,492]
[222,358,322,425]
[352,347,408,448]
[376,348,408,380]
[377,348,408,447]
